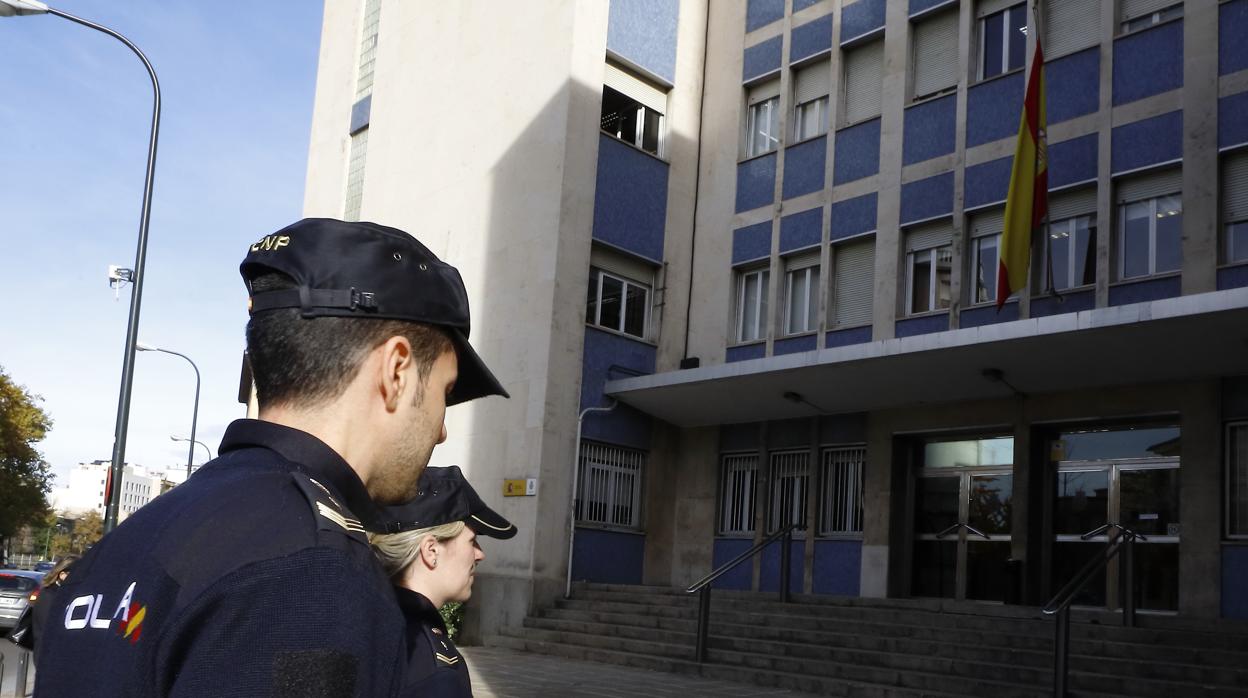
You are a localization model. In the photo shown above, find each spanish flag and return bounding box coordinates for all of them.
[997,30,1047,309]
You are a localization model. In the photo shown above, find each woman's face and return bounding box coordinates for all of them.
[435,526,485,603]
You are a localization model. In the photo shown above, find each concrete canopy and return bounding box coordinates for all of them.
[605,288,1248,427]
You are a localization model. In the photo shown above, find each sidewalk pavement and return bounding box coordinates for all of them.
[461,645,821,698]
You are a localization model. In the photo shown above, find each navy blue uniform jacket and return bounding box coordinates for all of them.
[396,588,472,697]
[34,420,407,697]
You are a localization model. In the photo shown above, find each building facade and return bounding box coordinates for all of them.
[51,460,162,521]
[303,0,1248,634]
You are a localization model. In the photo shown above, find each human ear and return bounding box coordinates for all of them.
[378,336,413,412]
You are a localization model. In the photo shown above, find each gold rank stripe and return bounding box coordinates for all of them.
[316,502,365,532]
[435,653,460,665]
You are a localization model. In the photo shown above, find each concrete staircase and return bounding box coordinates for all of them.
[486,583,1248,697]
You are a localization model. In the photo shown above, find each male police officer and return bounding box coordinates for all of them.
[34,218,507,697]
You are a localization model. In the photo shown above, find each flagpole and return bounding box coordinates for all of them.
[1031,1,1062,303]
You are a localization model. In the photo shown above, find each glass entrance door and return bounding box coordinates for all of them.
[913,468,1014,601]
[1053,460,1180,611]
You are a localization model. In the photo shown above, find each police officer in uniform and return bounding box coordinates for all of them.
[33,218,508,697]
[370,466,517,697]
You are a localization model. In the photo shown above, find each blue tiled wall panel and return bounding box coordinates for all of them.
[960,302,1019,328]
[833,118,882,184]
[571,528,644,584]
[1031,290,1095,318]
[826,325,873,347]
[759,540,804,593]
[727,343,767,362]
[900,172,954,225]
[349,95,371,134]
[1111,111,1182,174]
[903,94,956,165]
[784,136,827,200]
[774,334,818,355]
[1220,92,1248,150]
[1221,0,1248,76]
[791,15,834,63]
[1108,276,1181,306]
[909,0,955,17]
[1049,134,1098,188]
[1224,546,1248,619]
[737,152,778,212]
[830,192,878,240]
[965,156,1012,209]
[794,0,821,11]
[812,540,862,595]
[1112,21,1183,106]
[747,0,785,32]
[1046,48,1100,124]
[1218,265,1248,291]
[712,538,755,590]
[967,72,1024,148]
[744,35,784,82]
[896,313,948,337]
[841,0,886,44]
[780,207,823,252]
[580,327,656,449]
[593,135,668,261]
[733,221,773,264]
[607,0,679,84]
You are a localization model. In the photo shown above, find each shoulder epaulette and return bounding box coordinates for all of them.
[291,472,368,541]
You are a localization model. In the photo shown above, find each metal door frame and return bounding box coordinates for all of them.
[914,466,1013,600]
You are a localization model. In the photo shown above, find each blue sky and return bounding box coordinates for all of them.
[0,1,324,488]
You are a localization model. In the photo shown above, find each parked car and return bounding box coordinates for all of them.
[0,569,43,629]
[33,561,55,574]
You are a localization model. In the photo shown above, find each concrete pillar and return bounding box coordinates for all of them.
[871,0,912,340]
[1179,380,1222,617]
[668,427,720,589]
[1093,0,1116,308]
[1181,0,1220,295]
[860,413,893,597]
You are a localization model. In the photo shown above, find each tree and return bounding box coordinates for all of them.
[0,366,54,547]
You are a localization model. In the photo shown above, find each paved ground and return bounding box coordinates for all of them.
[462,646,820,698]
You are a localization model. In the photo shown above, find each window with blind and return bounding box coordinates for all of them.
[968,208,1004,305]
[1043,0,1100,58]
[1041,188,1098,292]
[830,237,875,328]
[842,39,884,125]
[783,251,821,335]
[819,446,866,536]
[746,79,782,157]
[1120,0,1183,34]
[767,450,810,533]
[1223,151,1248,265]
[586,268,651,340]
[736,266,771,342]
[978,1,1026,81]
[1117,169,1182,280]
[601,64,668,157]
[793,61,831,141]
[576,441,646,530]
[905,222,954,314]
[719,453,759,535]
[912,8,959,100]
[1229,423,1248,539]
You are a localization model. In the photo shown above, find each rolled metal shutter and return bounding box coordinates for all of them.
[749,77,782,105]
[912,8,959,97]
[591,245,657,285]
[905,219,954,251]
[1048,186,1098,221]
[794,60,831,105]
[1120,0,1177,22]
[785,248,822,268]
[969,207,1005,238]
[977,0,1022,18]
[1116,168,1182,203]
[604,63,668,114]
[1224,151,1248,223]
[1044,0,1101,57]
[843,39,884,123]
[832,238,875,327]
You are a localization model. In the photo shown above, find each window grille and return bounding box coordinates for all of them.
[577,441,645,530]
[719,453,759,535]
[1229,423,1248,538]
[819,446,866,535]
[767,450,809,533]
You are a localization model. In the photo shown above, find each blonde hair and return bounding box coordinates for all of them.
[369,520,466,580]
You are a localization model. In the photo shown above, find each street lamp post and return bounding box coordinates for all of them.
[137,343,200,478]
[170,435,212,464]
[1,0,162,534]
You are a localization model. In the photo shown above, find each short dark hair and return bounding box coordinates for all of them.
[246,272,453,409]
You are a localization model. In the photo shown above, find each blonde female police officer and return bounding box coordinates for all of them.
[372,466,516,697]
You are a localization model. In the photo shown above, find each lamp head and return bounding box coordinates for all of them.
[0,0,50,17]
[136,342,157,352]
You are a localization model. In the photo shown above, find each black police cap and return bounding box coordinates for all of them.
[382,466,517,539]
[239,218,508,405]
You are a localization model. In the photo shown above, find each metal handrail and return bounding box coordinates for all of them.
[934,521,991,540]
[1041,524,1146,697]
[686,522,804,663]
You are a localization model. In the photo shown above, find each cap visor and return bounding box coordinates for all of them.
[447,329,509,405]
[466,506,517,539]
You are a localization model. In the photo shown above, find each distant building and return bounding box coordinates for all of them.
[51,460,165,521]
